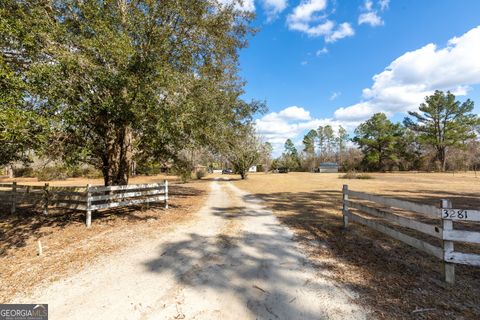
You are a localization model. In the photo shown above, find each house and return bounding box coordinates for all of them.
[318,162,339,173]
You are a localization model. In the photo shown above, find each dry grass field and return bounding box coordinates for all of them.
[233,172,480,319]
[0,175,210,302]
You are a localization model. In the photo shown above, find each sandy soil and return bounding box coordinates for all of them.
[12,179,368,319]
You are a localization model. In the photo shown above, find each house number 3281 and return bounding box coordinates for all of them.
[442,209,468,220]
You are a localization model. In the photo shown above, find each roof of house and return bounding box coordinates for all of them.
[319,162,338,167]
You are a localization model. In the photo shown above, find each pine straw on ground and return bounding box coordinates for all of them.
[0,177,210,303]
[233,172,480,320]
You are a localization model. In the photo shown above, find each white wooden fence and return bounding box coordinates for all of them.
[0,181,169,227]
[342,185,480,284]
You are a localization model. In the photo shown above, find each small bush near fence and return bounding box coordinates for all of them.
[196,170,207,180]
[136,161,163,176]
[35,166,102,181]
[11,165,102,180]
[35,167,70,180]
[340,171,373,180]
[173,166,193,183]
[13,167,35,177]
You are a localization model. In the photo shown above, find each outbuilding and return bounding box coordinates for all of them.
[318,162,339,173]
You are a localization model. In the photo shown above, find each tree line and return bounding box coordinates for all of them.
[1,0,264,184]
[275,91,479,172]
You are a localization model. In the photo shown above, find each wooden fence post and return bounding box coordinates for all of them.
[43,183,49,215]
[441,199,455,284]
[164,180,169,209]
[342,184,349,228]
[86,184,92,227]
[11,181,16,214]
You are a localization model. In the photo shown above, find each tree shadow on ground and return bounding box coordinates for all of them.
[0,184,204,256]
[142,204,344,320]
[241,189,480,319]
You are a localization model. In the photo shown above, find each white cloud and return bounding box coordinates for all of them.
[261,0,288,20]
[286,0,354,42]
[288,18,334,37]
[358,0,387,27]
[364,0,373,11]
[358,11,384,26]
[255,106,354,155]
[330,91,341,100]
[288,0,327,23]
[334,25,480,122]
[379,0,390,11]
[325,22,355,42]
[277,106,312,120]
[316,47,328,56]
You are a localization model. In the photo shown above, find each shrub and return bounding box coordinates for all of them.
[173,165,192,183]
[356,173,373,179]
[73,166,102,179]
[340,171,373,180]
[196,169,207,180]
[34,165,103,181]
[136,161,163,175]
[13,166,34,177]
[35,166,69,181]
[83,167,103,179]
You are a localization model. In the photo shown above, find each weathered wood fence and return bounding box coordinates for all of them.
[0,181,169,227]
[342,185,480,284]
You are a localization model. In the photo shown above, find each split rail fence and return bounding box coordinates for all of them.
[0,181,168,227]
[342,185,480,284]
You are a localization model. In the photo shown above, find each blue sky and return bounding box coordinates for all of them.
[232,0,480,154]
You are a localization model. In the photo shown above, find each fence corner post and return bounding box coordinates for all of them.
[441,199,455,284]
[342,184,349,228]
[11,181,17,214]
[86,184,92,228]
[164,179,169,209]
[43,183,49,215]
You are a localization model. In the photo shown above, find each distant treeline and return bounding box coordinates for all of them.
[275,91,479,172]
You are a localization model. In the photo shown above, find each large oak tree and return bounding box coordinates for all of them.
[6,0,258,185]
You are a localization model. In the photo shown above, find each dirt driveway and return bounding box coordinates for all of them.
[13,180,367,319]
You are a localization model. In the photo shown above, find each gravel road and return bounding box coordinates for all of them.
[15,180,368,319]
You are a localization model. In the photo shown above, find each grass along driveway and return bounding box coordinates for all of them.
[233,172,480,319]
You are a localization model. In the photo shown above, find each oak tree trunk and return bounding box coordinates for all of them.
[102,125,133,186]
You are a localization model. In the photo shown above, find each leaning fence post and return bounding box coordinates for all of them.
[86,184,92,227]
[441,199,455,284]
[11,181,17,214]
[342,184,349,228]
[164,180,169,209]
[43,183,49,215]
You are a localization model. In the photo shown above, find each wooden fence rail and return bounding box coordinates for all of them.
[342,184,480,284]
[0,181,169,227]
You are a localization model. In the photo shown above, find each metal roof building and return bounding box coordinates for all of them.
[318,162,339,173]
